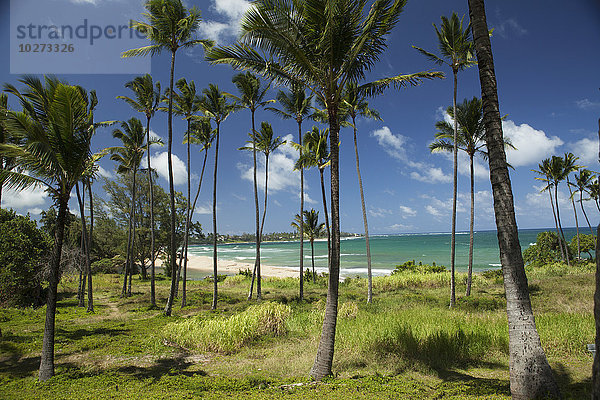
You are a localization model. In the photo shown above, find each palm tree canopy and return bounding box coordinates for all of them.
[116,74,161,120]
[291,209,325,242]
[293,126,330,171]
[0,76,97,198]
[575,169,595,194]
[342,82,382,124]
[109,118,151,175]
[413,12,476,72]
[185,117,215,151]
[231,72,274,113]
[240,121,286,157]
[122,0,213,58]
[199,84,238,125]
[266,84,314,123]
[161,77,202,120]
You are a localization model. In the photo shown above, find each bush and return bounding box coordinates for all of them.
[523,231,571,267]
[0,209,51,307]
[91,256,125,274]
[392,260,446,275]
[163,302,292,353]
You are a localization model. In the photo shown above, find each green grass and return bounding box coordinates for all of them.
[0,266,594,399]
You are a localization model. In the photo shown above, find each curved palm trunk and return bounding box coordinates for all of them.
[212,121,221,310]
[256,154,270,300]
[39,193,69,381]
[75,183,92,311]
[122,172,135,297]
[449,68,458,308]
[127,168,137,297]
[567,177,580,258]
[190,151,208,223]
[86,179,94,312]
[77,230,85,307]
[299,121,305,300]
[319,168,331,271]
[466,154,475,297]
[181,119,192,308]
[164,50,178,316]
[468,1,560,397]
[352,119,373,303]
[249,111,261,300]
[554,184,570,266]
[311,239,316,283]
[310,103,340,381]
[548,186,565,261]
[580,191,594,235]
[592,118,600,398]
[146,116,157,308]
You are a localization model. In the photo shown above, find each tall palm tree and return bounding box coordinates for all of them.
[342,82,381,303]
[292,209,325,283]
[467,0,560,396]
[230,72,274,300]
[187,117,215,225]
[206,0,442,380]
[123,0,212,316]
[117,74,161,307]
[240,122,285,299]
[294,127,331,271]
[165,78,202,308]
[199,84,237,310]
[562,152,582,258]
[593,117,600,399]
[533,158,567,262]
[266,85,314,301]
[548,155,571,265]
[413,12,476,308]
[110,118,149,297]
[0,76,99,381]
[573,169,595,235]
[0,93,12,209]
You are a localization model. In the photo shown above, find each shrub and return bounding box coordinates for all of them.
[523,231,571,267]
[91,256,125,274]
[223,274,246,286]
[392,260,446,275]
[0,209,51,307]
[162,302,292,353]
[339,301,359,319]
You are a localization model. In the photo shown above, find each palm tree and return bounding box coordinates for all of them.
[117,74,161,308]
[294,127,331,272]
[467,0,560,396]
[165,78,202,308]
[187,117,215,226]
[230,72,274,300]
[562,153,582,258]
[110,118,149,297]
[0,76,99,381]
[199,84,237,310]
[548,156,570,265]
[342,82,382,303]
[292,209,325,283]
[413,12,476,308]
[593,117,600,399]
[266,85,314,301]
[206,0,442,380]
[0,93,12,209]
[573,169,595,235]
[123,0,212,316]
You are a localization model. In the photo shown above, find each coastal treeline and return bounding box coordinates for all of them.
[0,0,598,398]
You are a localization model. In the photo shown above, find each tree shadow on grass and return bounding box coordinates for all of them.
[552,361,591,398]
[56,326,128,341]
[113,353,207,380]
[435,370,510,397]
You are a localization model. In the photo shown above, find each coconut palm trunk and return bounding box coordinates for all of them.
[593,117,600,398]
[466,154,475,296]
[127,168,138,296]
[86,178,94,312]
[257,153,271,299]
[319,168,331,270]
[567,176,580,258]
[554,183,570,266]
[212,121,221,310]
[449,68,458,308]
[39,194,69,381]
[181,119,192,307]
[75,183,93,314]
[122,174,135,296]
[164,50,178,316]
[146,116,157,308]
[352,118,373,303]
[311,238,316,282]
[580,190,594,235]
[548,186,565,261]
[299,121,305,300]
[468,0,560,397]
[249,112,261,300]
[310,104,340,380]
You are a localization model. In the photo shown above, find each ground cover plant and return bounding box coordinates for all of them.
[0,264,594,399]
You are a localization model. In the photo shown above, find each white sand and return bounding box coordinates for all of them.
[185,254,298,278]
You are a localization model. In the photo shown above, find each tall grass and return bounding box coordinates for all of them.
[162,302,292,353]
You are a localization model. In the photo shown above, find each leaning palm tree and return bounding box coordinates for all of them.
[206,0,442,380]
[187,117,215,226]
[548,155,571,266]
[199,84,237,310]
[266,84,314,301]
[342,82,382,303]
[0,76,100,381]
[573,169,595,235]
[594,117,600,399]
[164,78,202,308]
[292,209,326,283]
[117,74,161,307]
[110,118,149,297]
[562,153,582,258]
[123,0,212,316]
[467,0,560,396]
[413,12,476,308]
[230,72,274,300]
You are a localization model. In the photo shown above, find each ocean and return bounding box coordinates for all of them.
[187,227,582,279]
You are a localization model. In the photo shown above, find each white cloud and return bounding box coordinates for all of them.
[28,207,43,215]
[232,193,247,201]
[399,205,417,218]
[386,223,411,232]
[425,205,444,217]
[150,152,188,186]
[200,0,252,43]
[495,18,527,38]
[303,192,317,205]
[410,167,451,183]
[97,165,113,178]
[569,137,599,166]
[194,203,212,215]
[1,185,48,210]
[369,207,393,218]
[503,120,563,167]
[149,129,165,149]
[576,99,600,110]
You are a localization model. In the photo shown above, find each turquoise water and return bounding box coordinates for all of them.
[187,227,580,279]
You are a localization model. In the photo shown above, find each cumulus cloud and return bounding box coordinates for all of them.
[569,137,599,166]
[399,205,417,218]
[410,167,452,184]
[1,185,48,211]
[495,18,527,38]
[200,0,252,43]
[386,223,412,232]
[150,152,188,186]
[576,99,600,110]
[369,207,393,218]
[503,120,563,167]
[194,203,212,215]
[97,165,113,178]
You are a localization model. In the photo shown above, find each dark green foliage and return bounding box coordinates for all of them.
[570,234,596,260]
[523,231,571,267]
[91,256,126,274]
[392,260,446,274]
[0,209,51,307]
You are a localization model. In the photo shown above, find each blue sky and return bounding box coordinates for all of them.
[1,0,600,235]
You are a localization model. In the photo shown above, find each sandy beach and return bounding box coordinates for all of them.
[185,254,298,278]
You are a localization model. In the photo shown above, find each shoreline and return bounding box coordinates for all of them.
[186,254,298,278]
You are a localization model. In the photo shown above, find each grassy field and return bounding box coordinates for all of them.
[0,263,594,399]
